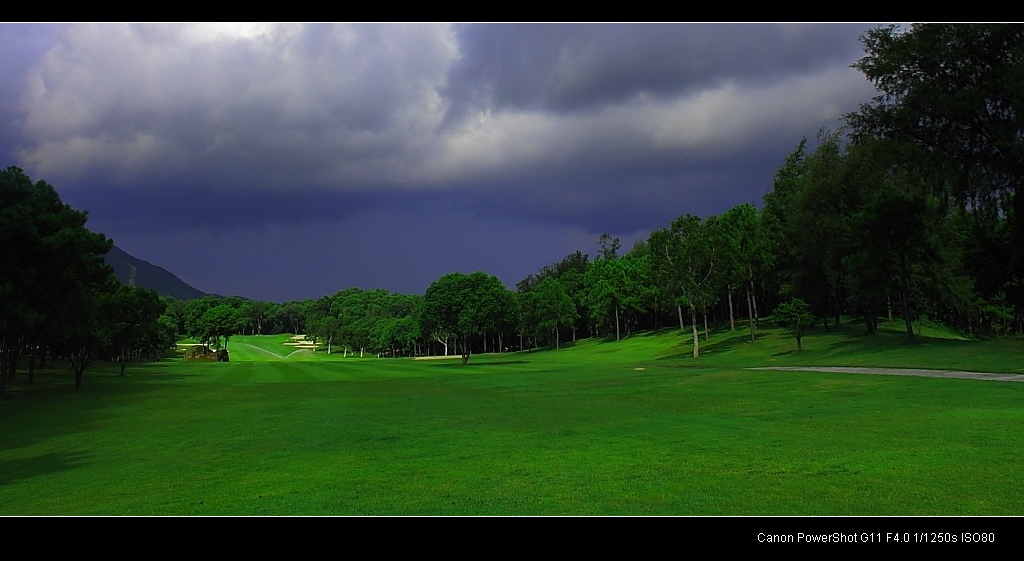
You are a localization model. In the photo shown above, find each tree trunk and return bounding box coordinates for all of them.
[70,346,94,390]
[746,286,756,344]
[678,304,684,330]
[691,305,700,358]
[727,285,735,331]
[749,268,759,327]
[615,305,620,342]
[6,342,18,380]
[703,313,709,342]
[0,336,9,400]
[900,255,914,340]
[28,344,37,384]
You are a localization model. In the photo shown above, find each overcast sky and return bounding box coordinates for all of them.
[0,23,883,302]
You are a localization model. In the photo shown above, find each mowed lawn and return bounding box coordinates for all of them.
[2,325,1023,515]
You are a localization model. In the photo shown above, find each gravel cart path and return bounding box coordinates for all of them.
[747,366,1024,382]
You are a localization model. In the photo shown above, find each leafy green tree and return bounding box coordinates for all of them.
[276,301,305,335]
[248,300,273,335]
[161,297,188,337]
[532,277,578,349]
[333,289,419,357]
[516,250,591,341]
[848,23,1024,322]
[105,285,168,376]
[774,298,814,351]
[583,257,625,341]
[371,315,419,357]
[585,253,654,341]
[515,287,541,350]
[59,298,109,390]
[309,314,341,354]
[649,214,717,357]
[184,295,220,347]
[598,233,621,260]
[154,314,178,356]
[761,138,808,310]
[334,288,372,357]
[233,299,254,336]
[419,272,514,364]
[719,203,768,343]
[785,129,856,327]
[196,303,247,352]
[302,297,334,351]
[0,166,115,394]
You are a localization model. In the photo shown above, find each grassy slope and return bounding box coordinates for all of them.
[1,323,1022,515]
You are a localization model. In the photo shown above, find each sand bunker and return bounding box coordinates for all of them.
[282,334,317,349]
[413,355,462,360]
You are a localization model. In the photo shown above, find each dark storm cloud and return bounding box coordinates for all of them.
[454,154,778,238]
[443,23,870,118]
[3,23,885,300]
[15,23,874,200]
[58,180,387,236]
[0,24,69,167]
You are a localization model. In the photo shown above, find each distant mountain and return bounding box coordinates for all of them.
[105,244,207,300]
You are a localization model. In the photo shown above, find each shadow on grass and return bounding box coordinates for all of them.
[821,332,963,353]
[703,332,761,353]
[0,451,91,489]
[656,332,754,361]
[0,360,198,453]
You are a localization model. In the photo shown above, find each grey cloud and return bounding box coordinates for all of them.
[2,23,888,300]
[443,23,871,120]
[17,23,456,189]
[15,23,875,198]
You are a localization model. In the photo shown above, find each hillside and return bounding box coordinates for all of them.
[104,244,207,300]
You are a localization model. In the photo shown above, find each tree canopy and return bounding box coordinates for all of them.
[1,166,118,392]
[419,272,514,364]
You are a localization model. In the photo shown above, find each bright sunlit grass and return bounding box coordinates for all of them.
[1,324,1022,515]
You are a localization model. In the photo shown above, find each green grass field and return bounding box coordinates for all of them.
[2,321,1022,515]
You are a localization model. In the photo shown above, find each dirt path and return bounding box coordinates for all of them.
[747,366,1024,382]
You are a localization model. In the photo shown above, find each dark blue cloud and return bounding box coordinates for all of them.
[2,23,882,301]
